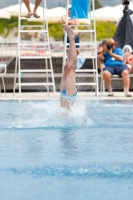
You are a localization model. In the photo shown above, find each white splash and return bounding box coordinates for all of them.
[2,100,96,129]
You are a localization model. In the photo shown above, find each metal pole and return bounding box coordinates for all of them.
[91,0,99,96]
[62,0,69,73]
[18,0,21,97]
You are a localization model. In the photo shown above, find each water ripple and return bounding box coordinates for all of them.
[2,164,133,179]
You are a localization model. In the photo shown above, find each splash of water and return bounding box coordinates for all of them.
[0,100,95,130]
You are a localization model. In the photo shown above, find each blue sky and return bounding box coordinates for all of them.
[0,0,124,9]
[100,0,122,6]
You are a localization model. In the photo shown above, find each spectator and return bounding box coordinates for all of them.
[123,44,133,74]
[61,4,80,55]
[99,38,132,97]
[97,40,107,73]
[23,0,42,18]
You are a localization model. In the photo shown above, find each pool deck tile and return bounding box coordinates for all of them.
[0,92,133,100]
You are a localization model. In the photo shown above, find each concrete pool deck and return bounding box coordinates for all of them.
[0,92,133,100]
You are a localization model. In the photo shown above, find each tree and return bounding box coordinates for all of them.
[93,0,103,9]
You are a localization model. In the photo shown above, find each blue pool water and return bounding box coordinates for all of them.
[0,100,133,200]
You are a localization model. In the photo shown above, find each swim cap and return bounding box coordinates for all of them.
[123,45,133,53]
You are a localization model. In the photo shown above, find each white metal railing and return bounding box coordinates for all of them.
[13,0,56,96]
[0,63,7,96]
[0,39,17,65]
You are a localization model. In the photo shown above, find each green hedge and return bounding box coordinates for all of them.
[96,21,116,40]
[0,17,116,41]
[0,17,18,37]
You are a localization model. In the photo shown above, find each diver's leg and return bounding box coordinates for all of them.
[63,25,77,96]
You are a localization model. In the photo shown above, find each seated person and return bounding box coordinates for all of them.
[123,45,133,74]
[61,5,80,55]
[23,0,42,18]
[97,40,107,74]
[99,38,132,97]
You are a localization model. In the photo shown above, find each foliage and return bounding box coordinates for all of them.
[0,17,117,41]
[96,21,116,40]
[0,17,18,37]
[93,0,103,9]
[49,21,116,41]
[48,22,63,40]
[0,23,4,35]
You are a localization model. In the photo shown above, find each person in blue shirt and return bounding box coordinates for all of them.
[99,38,132,97]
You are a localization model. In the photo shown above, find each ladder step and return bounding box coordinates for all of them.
[18,73,54,78]
[76,83,97,86]
[20,17,46,20]
[20,83,54,86]
[20,48,48,50]
[82,56,97,59]
[75,69,97,72]
[73,30,95,33]
[20,43,49,46]
[19,56,51,59]
[20,25,45,28]
[20,70,52,73]
[4,73,101,78]
[66,42,96,46]
[65,56,98,59]
[20,30,48,33]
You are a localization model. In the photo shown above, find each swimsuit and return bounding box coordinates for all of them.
[60,89,77,101]
[125,57,133,70]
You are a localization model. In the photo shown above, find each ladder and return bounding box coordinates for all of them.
[63,0,99,95]
[14,0,55,96]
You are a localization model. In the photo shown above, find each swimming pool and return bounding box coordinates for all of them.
[0,100,133,200]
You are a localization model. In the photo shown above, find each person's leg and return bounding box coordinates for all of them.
[116,65,131,96]
[60,25,77,109]
[60,68,67,92]
[23,0,32,17]
[129,59,133,74]
[33,0,42,17]
[98,57,103,74]
[103,70,112,93]
[121,70,130,93]
[60,35,69,91]
[63,25,77,95]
